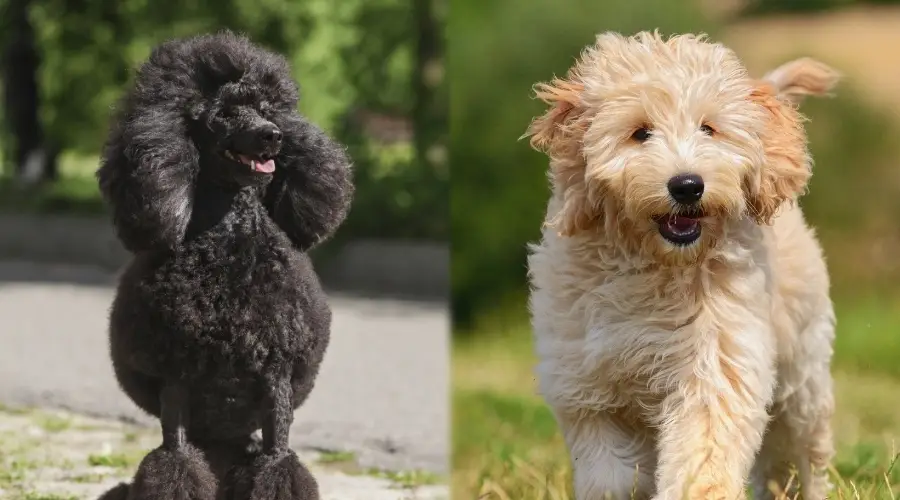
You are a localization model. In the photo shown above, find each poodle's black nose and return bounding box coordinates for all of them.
[259,125,283,147]
[667,173,704,204]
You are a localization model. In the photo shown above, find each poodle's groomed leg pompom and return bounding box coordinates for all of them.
[128,384,216,500]
[225,370,319,500]
[226,451,319,500]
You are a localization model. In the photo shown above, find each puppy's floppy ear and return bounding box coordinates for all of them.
[524,76,586,155]
[523,74,600,237]
[763,57,840,104]
[745,83,812,224]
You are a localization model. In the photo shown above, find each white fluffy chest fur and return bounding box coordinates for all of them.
[528,215,780,420]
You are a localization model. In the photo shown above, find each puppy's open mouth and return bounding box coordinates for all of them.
[653,210,704,246]
[223,150,276,174]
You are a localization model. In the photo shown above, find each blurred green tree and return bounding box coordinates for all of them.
[741,0,900,15]
[0,0,447,242]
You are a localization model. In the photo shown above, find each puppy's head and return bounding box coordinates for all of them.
[182,33,302,187]
[525,32,838,263]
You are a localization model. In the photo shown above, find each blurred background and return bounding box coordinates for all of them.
[0,0,447,249]
[0,1,450,498]
[451,0,900,498]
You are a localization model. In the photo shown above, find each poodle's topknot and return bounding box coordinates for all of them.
[98,30,353,253]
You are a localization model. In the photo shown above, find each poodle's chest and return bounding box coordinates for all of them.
[131,220,314,351]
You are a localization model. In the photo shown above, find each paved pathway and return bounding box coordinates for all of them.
[0,260,449,498]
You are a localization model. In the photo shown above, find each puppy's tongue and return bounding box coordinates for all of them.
[665,215,699,235]
[252,159,276,173]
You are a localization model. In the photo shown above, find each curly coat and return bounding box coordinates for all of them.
[96,31,353,500]
[525,33,840,500]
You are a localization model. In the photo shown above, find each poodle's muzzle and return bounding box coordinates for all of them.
[223,117,283,175]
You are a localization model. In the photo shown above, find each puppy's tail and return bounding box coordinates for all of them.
[762,57,841,103]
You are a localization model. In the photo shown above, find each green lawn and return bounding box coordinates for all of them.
[452,298,900,499]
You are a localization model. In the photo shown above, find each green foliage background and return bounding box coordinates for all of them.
[0,0,447,242]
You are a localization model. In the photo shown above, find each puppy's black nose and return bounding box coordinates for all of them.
[667,173,704,204]
[259,125,282,147]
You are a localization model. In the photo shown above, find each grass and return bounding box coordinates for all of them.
[314,448,443,488]
[452,299,900,499]
[317,450,357,464]
[66,473,107,484]
[36,415,72,433]
[363,468,444,489]
[85,451,141,469]
[20,493,79,500]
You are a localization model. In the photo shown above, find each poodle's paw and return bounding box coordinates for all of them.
[96,482,129,500]
[128,443,217,500]
[226,450,319,500]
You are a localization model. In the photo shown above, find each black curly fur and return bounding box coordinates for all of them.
[95,31,352,500]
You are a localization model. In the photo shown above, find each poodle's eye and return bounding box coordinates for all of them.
[631,126,652,143]
[700,123,716,136]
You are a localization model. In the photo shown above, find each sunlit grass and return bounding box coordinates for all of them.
[452,301,900,499]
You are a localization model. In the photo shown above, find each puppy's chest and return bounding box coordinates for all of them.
[583,274,772,394]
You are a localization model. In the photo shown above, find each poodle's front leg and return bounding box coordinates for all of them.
[652,375,773,500]
[228,368,319,500]
[129,383,216,500]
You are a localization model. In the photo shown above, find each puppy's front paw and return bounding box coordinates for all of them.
[128,444,216,500]
[227,450,319,500]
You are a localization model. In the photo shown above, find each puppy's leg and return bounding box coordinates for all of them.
[753,315,835,500]
[652,372,774,500]
[557,409,656,500]
[750,414,797,498]
[129,383,216,500]
[228,368,319,500]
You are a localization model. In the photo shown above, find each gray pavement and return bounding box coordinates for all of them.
[0,260,449,475]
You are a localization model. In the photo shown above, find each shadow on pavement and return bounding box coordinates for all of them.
[0,259,447,305]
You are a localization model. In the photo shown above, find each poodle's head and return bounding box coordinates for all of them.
[123,31,305,188]
[185,36,299,187]
[525,32,838,263]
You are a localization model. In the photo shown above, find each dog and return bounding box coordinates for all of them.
[524,32,840,499]
[95,31,353,500]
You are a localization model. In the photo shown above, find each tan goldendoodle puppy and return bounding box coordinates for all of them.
[525,32,840,500]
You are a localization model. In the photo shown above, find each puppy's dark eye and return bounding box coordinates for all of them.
[631,127,652,143]
[700,124,715,136]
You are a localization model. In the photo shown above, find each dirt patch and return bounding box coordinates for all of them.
[0,406,447,500]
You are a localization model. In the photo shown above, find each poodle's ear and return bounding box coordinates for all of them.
[523,74,599,237]
[264,113,353,251]
[763,57,840,104]
[97,111,199,252]
[745,83,812,224]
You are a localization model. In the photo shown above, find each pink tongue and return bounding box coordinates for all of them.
[253,159,276,173]
[667,215,699,233]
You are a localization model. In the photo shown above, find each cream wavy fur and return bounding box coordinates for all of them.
[525,32,840,500]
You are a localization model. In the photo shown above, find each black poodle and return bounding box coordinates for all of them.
[95,31,353,500]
